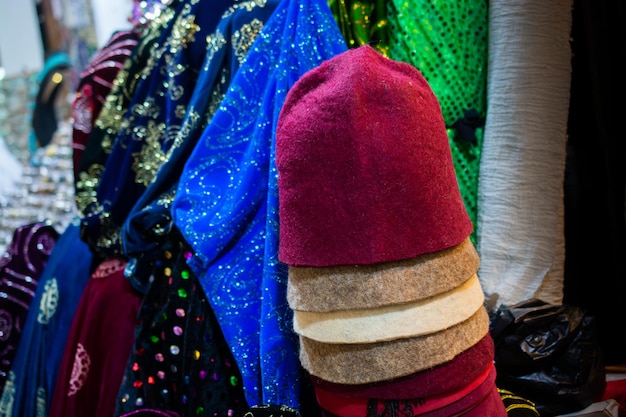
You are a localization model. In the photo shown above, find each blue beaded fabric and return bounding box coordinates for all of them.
[171,0,347,409]
[122,0,281,294]
[115,2,283,415]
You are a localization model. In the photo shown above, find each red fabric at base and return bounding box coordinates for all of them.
[49,257,143,417]
[602,377,626,417]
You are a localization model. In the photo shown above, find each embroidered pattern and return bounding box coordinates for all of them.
[68,343,91,396]
[37,278,59,325]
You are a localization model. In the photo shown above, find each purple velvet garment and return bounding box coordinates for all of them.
[0,221,59,393]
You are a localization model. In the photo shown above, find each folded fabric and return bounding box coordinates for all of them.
[308,334,494,399]
[299,307,490,384]
[287,237,479,312]
[316,364,506,416]
[293,274,483,343]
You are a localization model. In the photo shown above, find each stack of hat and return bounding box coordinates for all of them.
[276,45,507,416]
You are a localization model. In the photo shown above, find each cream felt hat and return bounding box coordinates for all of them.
[293,274,484,343]
[298,307,490,385]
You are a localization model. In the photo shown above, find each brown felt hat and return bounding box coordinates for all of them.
[293,274,484,343]
[298,306,490,385]
[287,237,479,312]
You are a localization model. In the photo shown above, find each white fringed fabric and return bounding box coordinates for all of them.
[477,0,573,307]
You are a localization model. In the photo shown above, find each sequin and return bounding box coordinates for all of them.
[173,326,183,336]
[171,0,347,408]
[194,350,200,360]
[177,289,188,298]
[175,308,185,317]
[180,270,189,279]
[170,345,180,355]
[155,353,164,362]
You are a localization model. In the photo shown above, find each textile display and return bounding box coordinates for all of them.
[0,221,93,417]
[0,221,58,394]
[74,2,180,222]
[47,257,142,417]
[476,0,573,307]
[171,0,347,410]
[71,28,139,182]
[275,44,505,415]
[79,0,233,257]
[115,2,281,414]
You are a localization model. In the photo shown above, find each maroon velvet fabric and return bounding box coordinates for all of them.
[276,45,472,267]
[71,29,139,180]
[49,257,142,417]
[308,334,494,400]
[0,222,58,392]
[317,365,507,417]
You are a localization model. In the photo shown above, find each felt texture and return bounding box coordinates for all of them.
[308,334,495,399]
[316,364,506,417]
[292,274,484,343]
[276,44,472,267]
[298,307,490,385]
[287,237,479,312]
[314,363,493,415]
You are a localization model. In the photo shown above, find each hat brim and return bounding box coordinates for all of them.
[293,274,484,343]
[287,237,479,312]
[307,333,494,399]
[298,307,490,385]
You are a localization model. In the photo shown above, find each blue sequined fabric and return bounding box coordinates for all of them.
[171,0,347,409]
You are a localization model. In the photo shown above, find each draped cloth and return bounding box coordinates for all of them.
[79,0,235,257]
[47,257,142,417]
[122,0,279,293]
[476,0,573,306]
[171,0,347,409]
[0,222,58,394]
[0,220,93,417]
[114,2,282,415]
[75,3,180,220]
[71,29,139,183]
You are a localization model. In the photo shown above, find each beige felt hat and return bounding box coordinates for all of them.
[287,237,479,312]
[293,274,484,343]
[298,306,490,385]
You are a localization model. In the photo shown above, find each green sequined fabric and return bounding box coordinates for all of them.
[387,0,488,240]
[327,0,390,56]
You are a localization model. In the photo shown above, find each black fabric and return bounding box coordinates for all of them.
[490,299,606,416]
[114,231,248,416]
[564,0,626,366]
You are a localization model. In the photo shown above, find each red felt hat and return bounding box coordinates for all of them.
[276,45,472,267]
